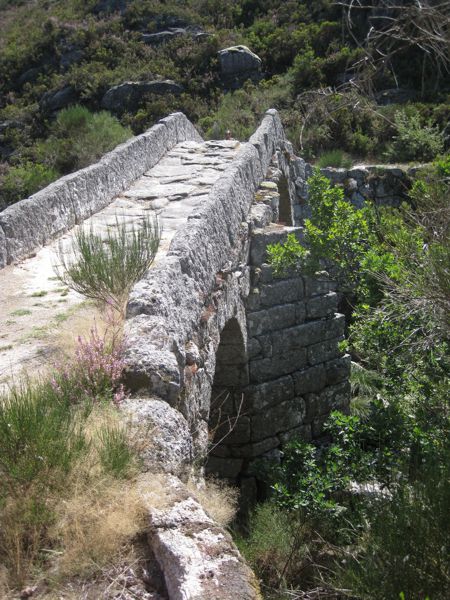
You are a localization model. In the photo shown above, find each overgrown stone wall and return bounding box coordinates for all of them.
[289,161,415,223]
[0,113,201,268]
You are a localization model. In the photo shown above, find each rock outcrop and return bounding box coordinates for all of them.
[101,80,184,113]
[39,85,78,113]
[218,45,262,89]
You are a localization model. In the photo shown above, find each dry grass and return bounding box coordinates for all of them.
[137,472,172,513]
[50,476,145,578]
[188,477,239,527]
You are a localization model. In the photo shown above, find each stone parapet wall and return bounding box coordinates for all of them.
[0,112,201,268]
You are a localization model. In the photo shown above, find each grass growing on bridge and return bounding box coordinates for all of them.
[55,214,161,314]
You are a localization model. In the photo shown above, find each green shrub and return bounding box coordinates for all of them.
[317,149,352,169]
[236,503,319,593]
[435,153,450,177]
[0,162,60,206]
[385,109,445,163]
[55,214,161,313]
[97,425,134,479]
[266,232,306,277]
[36,106,133,173]
[336,456,450,600]
[0,382,85,493]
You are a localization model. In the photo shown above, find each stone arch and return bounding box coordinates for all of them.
[277,173,293,225]
[206,317,249,479]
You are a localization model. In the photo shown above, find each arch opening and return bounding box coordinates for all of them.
[278,173,293,226]
[206,317,248,479]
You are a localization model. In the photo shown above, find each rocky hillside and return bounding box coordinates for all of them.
[0,0,449,207]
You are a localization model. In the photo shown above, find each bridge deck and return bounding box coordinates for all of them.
[0,139,240,388]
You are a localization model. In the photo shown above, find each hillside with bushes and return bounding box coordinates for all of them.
[0,0,449,207]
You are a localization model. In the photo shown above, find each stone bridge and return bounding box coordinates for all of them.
[0,111,350,599]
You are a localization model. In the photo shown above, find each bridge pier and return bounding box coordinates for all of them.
[206,219,350,501]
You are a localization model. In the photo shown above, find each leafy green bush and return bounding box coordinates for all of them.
[266,232,306,276]
[337,455,450,600]
[250,156,450,599]
[385,109,445,163]
[236,503,321,593]
[0,162,60,206]
[36,105,133,173]
[56,214,161,313]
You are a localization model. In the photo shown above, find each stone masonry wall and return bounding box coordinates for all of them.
[0,112,202,268]
[286,159,415,224]
[207,195,351,495]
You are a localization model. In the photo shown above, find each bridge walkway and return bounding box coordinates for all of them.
[0,139,239,388]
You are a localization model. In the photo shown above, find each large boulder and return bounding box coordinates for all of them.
[101,80,184,113]
[218,45,262,89]
[39,85,78,113]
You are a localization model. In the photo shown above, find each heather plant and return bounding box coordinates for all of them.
[55,214,161,314]
[50,324,126,405]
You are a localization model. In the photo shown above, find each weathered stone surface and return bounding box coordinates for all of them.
[249,348,307,383]
[293,364,327,395]
[207,456,244,478]
[247,303,301,335]
[306,292,338,319]
[308,336,343,366]
[259,277,304,306]
[218,45,262,88]
[0,225,6,269]
[244,375,295,411]
[102,80,184,113]
[251,398,306,441]
[142,27,207,45]
[230,437,279,458]
[306,381,350,421]
[122,398,193,477]
[318,164,413,209]
[304,276,337,297]
[250,226,303,265]
[148,476,261,600]
[0,108,353,600]
[325,354,351,385]
[250,202,273,228]
[0,113,201,265]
